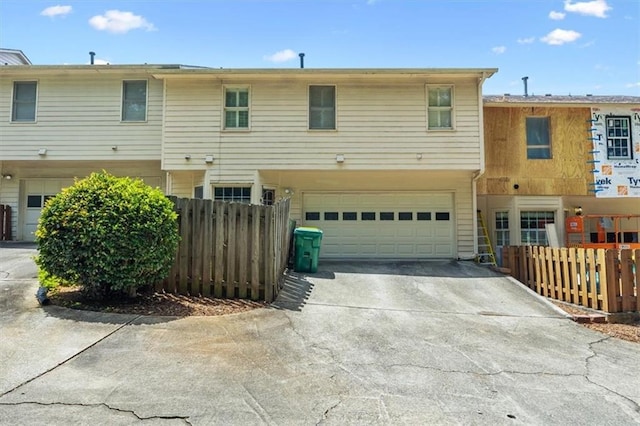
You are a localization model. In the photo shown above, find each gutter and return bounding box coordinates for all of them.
[470,71,490,261]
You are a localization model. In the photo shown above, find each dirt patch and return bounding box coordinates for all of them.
[47,285,268,317]
[552,301,640,344]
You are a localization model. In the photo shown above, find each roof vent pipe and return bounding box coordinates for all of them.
[299,53,305,69]
[522,76,529,97]
[89,51,96,65]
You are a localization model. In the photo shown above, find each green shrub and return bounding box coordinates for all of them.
[37,264,65,290]
[36,172,179,299]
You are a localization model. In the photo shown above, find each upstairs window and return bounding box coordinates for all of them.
[427,86,453,129]
[224,87,250,129]
[214,187,251,204]
[526,117,551,159]
[309,85,336,130]
[606,116,632,160]
[122,80,147,121]
[12,81,37,122]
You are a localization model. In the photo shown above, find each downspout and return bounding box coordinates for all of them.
[471,71,489,260]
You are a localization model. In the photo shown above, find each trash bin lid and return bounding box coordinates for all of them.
[294,227,323,236]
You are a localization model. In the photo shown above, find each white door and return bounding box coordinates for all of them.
[302,192,455,258]
[22,179,73,241]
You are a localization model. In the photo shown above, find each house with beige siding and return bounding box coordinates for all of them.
[0,64,169,240]
[478,95,640,261]
[1,63,496,260]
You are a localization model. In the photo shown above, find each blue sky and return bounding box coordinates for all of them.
[1,0,638,95]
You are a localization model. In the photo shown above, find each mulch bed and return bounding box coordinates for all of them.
[47,285,268,317]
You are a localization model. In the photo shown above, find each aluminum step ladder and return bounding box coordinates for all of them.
[476,210,497,267]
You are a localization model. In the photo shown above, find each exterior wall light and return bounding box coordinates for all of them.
[335,154,345,163]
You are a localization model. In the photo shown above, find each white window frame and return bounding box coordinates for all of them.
[121,80,148,122]
[308,85,336,130]
[520,211,555,246]
[213,186,252,204]
[11,80,38,122]
[426,85,454,130]
[223,86,251,130]
[606,116,632,160]
[526,116,552,159]
[494,211,510,247]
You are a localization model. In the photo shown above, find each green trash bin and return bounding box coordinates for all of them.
[293,227,323,273]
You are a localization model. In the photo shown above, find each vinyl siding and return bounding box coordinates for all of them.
[0,74,163,160]
[162,77,482,178]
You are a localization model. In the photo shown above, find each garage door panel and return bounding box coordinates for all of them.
[303,192,455,259]
[23,179,74,242]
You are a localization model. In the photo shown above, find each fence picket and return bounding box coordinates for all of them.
[575,249,588,307]
[598,249,610,312]
[586,249,598,309]
[202,200,213,297]
[251,204,261,301]
[264,206,274,302]
[526,246,535,290]
[238,205,249,299]
[213,201,226,297]
[568,248,579,305]
[178,198,191,295]
[545,247,556,299]
[620,250,635,312]
[225,203,238,298]
[559,248,570,302]
[635,249,640,312]
[191,198,203,296]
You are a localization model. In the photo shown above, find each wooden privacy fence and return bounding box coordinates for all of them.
[503,246,639,313]
[158,196,292,302]
[0,205,11,241]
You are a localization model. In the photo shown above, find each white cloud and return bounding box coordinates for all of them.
[626,82,640,88]
[564,0,611,18]
[492,46,506,54]
[41,5,72,17]
[517,37,536,44]
[549,11,566,20]
[89,59,110,65]
[89,10,156,34]
[264,49,297,63]
[540,29,582,45]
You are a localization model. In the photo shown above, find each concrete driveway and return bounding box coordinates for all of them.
[1,244,639,425]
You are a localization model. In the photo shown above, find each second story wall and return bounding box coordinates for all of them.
[0,68,163,161]
[478,105,592,196]
[162,73,486,177]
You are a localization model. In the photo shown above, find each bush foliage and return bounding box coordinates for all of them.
[36,172,179,299]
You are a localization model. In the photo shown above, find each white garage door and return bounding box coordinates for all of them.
[22,179,73,241]
[302,192,455,258]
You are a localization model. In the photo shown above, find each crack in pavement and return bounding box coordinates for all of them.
[0,315,143,398]
[0,401,192,424]
[584,336,640,416]
[317,399,342,425]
